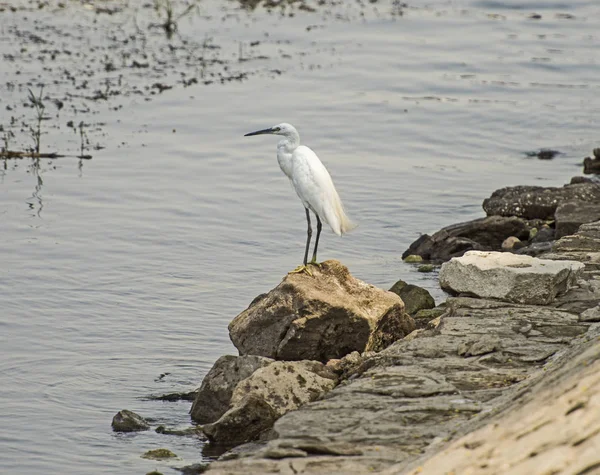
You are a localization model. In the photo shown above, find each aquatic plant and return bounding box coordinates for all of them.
[152,0,201,39]
[27,87,46,156]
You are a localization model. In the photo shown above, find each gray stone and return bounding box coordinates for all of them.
[201,394,278,447]
[513,241,553,257]
[580,305,600,322]
[402,216,532,263]
[205,295,597,474]
[555,201,600,239]
[439,251,584,305]
[531,225,555,243]
[190,355,274,424]
[111,409,149,432]
[229,260,414,362]
[389,280,435,315]
[229,361,337,418]
[482,182,600,220]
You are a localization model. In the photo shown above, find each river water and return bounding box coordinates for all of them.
[1,0,599,473]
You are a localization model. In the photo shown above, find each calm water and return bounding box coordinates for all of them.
[1,0,599,473]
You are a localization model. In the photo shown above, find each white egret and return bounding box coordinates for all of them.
[244,123,356,275]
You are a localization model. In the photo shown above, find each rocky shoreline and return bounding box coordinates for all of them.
[113,173,600,474]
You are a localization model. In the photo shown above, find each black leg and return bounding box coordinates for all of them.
[311,214,322,264]
[303,208,312,266]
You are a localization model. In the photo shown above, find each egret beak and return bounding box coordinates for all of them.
[244,128,274,137]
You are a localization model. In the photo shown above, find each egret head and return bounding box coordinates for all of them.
[244,123,298,138]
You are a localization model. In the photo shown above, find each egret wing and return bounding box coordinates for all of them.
[291,146,355,236]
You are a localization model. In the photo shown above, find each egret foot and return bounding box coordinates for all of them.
[309,258,321,267]
[289,264,313,276]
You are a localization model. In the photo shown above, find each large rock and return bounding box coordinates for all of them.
[482,182,600,220]
[402,216,532,263]
[190,355,273,424]
[554,201,600,239]
[230,361,337,417]
[206,296,597,474]
[202,360,337,447]
[228,260,415,362]
[202,394,278,447]
[389,280,435,315]
[439,251,584,305]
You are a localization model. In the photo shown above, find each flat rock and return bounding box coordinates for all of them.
[555,201,600,239]
[229,260,415,362]
[190,355,274,424]
[482,182,600,220]
[402,216,532,263]
[439,251,583,305]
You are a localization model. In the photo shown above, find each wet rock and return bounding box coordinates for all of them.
[230,361,337,418]
[190,355,273,424]
[229,260,414,362]
[111,409,149,432]
[531,225,555,243]
[175,463,209,475]
[439,251,584,305]
[402,216,532,263]
[513,241,553,257]
[201,394,278,447]
[570,176,593,184]
[155,425,205,437]
[482,182,600,220]
[412,307,447,330]
[417,264,435,273]
[403,254,423,263]
[583,151,600,174]
[141,448,178,460]
[555,201,600,239]
[525,149,561,160]
[389,280,435,315]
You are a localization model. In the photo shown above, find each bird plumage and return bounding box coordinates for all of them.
[244,122,355,269]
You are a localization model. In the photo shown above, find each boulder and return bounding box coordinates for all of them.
[230,361,337,417]
[482,182,600,220]
[389,280,435,315]
[228,260,414,362]
[439,251,584,305]
[202,361,336,447]
[555,201,600,239]
[190,355,273,424]
[402,216,532,263]
[111,409,149,432]
[201,394,278,447]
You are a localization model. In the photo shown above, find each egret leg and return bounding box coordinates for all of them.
[289,208,313,276]
[310,215,322,265]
